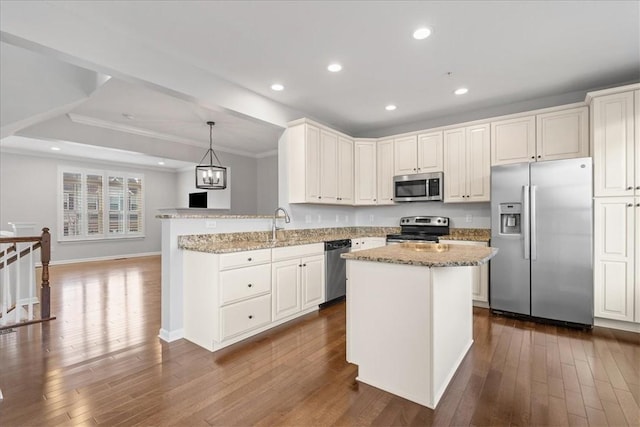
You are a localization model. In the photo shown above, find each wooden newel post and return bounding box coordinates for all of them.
[40,227,51,319]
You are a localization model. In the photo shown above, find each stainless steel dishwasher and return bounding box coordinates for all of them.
[324,239,352,304]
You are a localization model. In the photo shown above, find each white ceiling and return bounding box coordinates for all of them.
[1,1,638,164]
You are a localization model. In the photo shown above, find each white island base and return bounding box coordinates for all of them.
[346,260,474,409]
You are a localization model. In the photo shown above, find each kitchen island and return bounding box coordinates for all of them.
[342,243,497,409]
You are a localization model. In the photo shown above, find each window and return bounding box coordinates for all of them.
[59,168,144,241]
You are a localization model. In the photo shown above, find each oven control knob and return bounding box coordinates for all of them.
[436,219,441,223]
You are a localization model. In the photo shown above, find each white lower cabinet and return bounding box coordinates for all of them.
[439,240,489,306]
[272,243,325,321]
[351,237,386,252]
[183,243,325,352]
[594,197,637,323]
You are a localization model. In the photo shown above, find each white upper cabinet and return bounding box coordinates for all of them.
[417,131,444,173]
[394,133,443,175]
[491,116,536,165]
[491,106,588,166]
[337,136,354,204]
[354,139,377,205]
[592,91,637,197]
[377,138,395,205]
[444,124,490,203]
[319,130,338,203]
[394,135,418,175]
[287,120,353,205]
[536,106,589,161]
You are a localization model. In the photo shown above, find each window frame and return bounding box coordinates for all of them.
[58,167,145,242]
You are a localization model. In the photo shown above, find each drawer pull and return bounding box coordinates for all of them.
[248,283,253,288]
[248,315,253,319]
[247,257,252,261]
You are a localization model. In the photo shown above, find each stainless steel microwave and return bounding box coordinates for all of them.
[393,172,443,202]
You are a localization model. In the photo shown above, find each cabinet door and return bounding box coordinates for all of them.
[319,130,338,203]
[491,116,536,165]
[377,139,395,204]
[593,92,635,197]
[360,237,386,251]
[337,136,354,204]
[272,259,302,320]
[304,124,321,202]
[443,128,467,202]
[354,140,377,205]
[537,107,589,161]
[466,124,491,202]
[636,197,640,322]
[439,240,488,304]
[301,255,325,309]
[417,131,443,173]
[394,135,418,175]
[636,91,640,195]
[594,198,635,321]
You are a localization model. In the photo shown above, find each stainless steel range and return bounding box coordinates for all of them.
[386,216,450,243]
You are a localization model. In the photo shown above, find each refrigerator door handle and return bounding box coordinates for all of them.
[523,185,530,260]
[530,185,537,261]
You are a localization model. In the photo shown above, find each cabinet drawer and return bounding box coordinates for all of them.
[219,248,271,270]
[272,243,324,261]
[220,294,271,340]
[219,264,271,306]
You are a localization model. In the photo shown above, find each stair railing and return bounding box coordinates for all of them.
[0,228,53,329]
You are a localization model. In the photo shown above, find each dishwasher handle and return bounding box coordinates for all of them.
[324,239,352,250]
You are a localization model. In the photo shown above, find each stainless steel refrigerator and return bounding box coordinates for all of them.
[490,157,593,326]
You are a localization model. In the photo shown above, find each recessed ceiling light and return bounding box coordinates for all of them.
[158,161,165,165]
[271,83,284,91]
[385,105,397,111]
[122,113,135,120]
[327,63,342,73]
[454,88,469,95]
[413,27,432,40]
[50,147,61,151]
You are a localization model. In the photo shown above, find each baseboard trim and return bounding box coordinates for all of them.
[159,328,184,342]
[38,252,161,267]
[594,317,640,333]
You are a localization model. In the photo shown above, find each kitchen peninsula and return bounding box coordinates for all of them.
[342,243,497,409]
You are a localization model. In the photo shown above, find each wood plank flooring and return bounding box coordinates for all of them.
[0,256,638,426]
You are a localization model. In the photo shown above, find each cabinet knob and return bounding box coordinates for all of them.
[248,315,253,319]
[248,283,253,288]
[531,156,535,159]
[628,186,633,190]
[628,203,633,207]
[299,264,302,267]
[413,168,417,171]
[247,257,252,261]
[303,263,307,267]
[373,198,376,201]
[318,196,322,199]
[636,186,640,190]
[537,155,541,159]
[637,203,640,207]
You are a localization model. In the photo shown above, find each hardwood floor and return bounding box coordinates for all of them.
[0,256,638,426]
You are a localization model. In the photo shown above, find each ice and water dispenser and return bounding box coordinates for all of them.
[499,203,522,235]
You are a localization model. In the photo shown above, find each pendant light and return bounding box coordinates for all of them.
[195,121,227,189]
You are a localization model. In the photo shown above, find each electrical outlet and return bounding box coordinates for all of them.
[465,214,473,223]
[206,220,217,228]
[345,215,349,222]
[317,214,321,222]
[369,214,374,222]
[336,214,340,222]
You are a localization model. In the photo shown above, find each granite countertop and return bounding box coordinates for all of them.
[341,242,497,267]
[178,227,491,254]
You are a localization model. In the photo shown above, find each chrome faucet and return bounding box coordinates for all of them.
[272,207,291,241]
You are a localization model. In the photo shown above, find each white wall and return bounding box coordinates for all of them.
[0,151,176,263]
[256,154,278,214]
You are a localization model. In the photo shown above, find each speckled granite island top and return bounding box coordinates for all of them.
[342,242,497,267]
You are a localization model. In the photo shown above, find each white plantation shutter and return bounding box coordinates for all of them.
[86,174,103,235]
[127,177,143,233]
[62,172,83,237]
[108,175,125,234]
[59,169,144,240]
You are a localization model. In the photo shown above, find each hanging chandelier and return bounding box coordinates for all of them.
[195,121,227,190]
